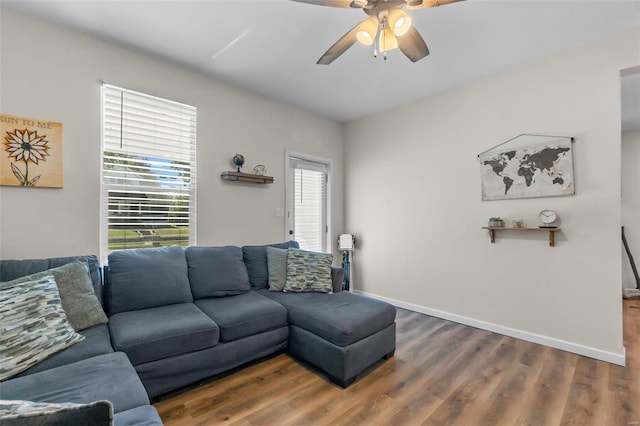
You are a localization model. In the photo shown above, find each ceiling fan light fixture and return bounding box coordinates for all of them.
[356,17,379,46]
[388,9,412,37]
[379,27,398,53]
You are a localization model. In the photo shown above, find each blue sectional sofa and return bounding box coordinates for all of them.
[0,255,163,426]
[0,242,396,424]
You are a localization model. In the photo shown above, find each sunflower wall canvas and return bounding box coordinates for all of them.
[1,114,63,188]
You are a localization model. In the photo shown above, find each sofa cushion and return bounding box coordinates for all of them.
[0,276,85,381]
[0,399,113,426]
[114,405,163,426]
[266,247,288,292]
[186,246,250,298]
[195,291,287,342]
[0,352,149,414]
[284,248,333,294]
[242,241,299,290]
[106,246,193,315]
[16,324,113,377]
[109,303,219,365]
[8,261,108,331]
[0,255,103,304]
[259,290,396,347]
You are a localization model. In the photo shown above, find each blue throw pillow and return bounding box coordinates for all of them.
[186,246,250,298]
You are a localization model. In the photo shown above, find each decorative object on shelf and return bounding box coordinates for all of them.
[1,113,63,188]
[338,234,355,291]
[512,219,524,228]
[538,209,558,228]
[482,226,560,247]
[220,171,274,184]
[253,164,266,176]
[232,153,245,172]
[488,217,504,227]
[478,134,574,201]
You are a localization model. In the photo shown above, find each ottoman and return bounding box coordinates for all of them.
[260,290,396,386]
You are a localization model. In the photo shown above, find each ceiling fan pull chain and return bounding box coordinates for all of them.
[374,34,379,58]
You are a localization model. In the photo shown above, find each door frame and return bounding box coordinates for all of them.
[285,150,333,253]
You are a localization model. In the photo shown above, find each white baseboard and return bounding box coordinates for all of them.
[354,290,626,367]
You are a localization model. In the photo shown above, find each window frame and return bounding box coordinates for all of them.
[99,84,197,262]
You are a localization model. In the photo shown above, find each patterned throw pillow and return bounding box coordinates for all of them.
[284,248,333,294]
[8,261,108,331]
[266,247,288,292]
[0,276,85,381]
[0,399,113,425]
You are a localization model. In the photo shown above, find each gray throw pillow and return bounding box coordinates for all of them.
[0,276,85,380]
[266,247,288,292]
[8,261,108,331]
[0,399,113,426]
[284,248,333,294]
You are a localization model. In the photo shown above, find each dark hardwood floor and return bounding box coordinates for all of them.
[154,300,640,425]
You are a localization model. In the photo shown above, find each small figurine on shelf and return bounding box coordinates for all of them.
[253,164,266,176]
[232,154,245,172]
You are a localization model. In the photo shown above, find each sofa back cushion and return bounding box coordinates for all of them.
[242,241,299,290]
[0,255,103,304]
[186,246,250,298]
[106,246,192,315]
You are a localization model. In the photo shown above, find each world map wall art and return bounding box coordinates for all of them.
[478,134,574,201]
[1,114,63,188]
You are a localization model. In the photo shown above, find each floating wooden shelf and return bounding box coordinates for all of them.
[482,227,561,247]
[221,171,274,184]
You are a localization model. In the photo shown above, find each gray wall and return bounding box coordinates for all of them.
[345,27,640,364]
[0,8,345,261]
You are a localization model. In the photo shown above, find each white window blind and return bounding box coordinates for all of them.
[291,158,328,253]
[101,84,196,258]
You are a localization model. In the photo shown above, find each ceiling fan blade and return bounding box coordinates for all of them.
[290,0,354,8]
[407,0,464,10]
[397,26,430,62]
[317,23,360,65]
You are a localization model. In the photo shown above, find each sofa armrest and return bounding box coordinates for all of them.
[331,266,344,293]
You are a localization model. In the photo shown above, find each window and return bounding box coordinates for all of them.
[101,84,196,259]
[286,153,331,253]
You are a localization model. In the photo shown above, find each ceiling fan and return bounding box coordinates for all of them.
[291,0,463,65]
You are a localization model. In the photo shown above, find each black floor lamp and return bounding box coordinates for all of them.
[338,234,355,291]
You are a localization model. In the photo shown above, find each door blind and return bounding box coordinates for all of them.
[291,158,328,253]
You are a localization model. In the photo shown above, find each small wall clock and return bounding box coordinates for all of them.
[538,209,558,227]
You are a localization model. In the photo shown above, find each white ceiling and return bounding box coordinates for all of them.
[3,0,640,126]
